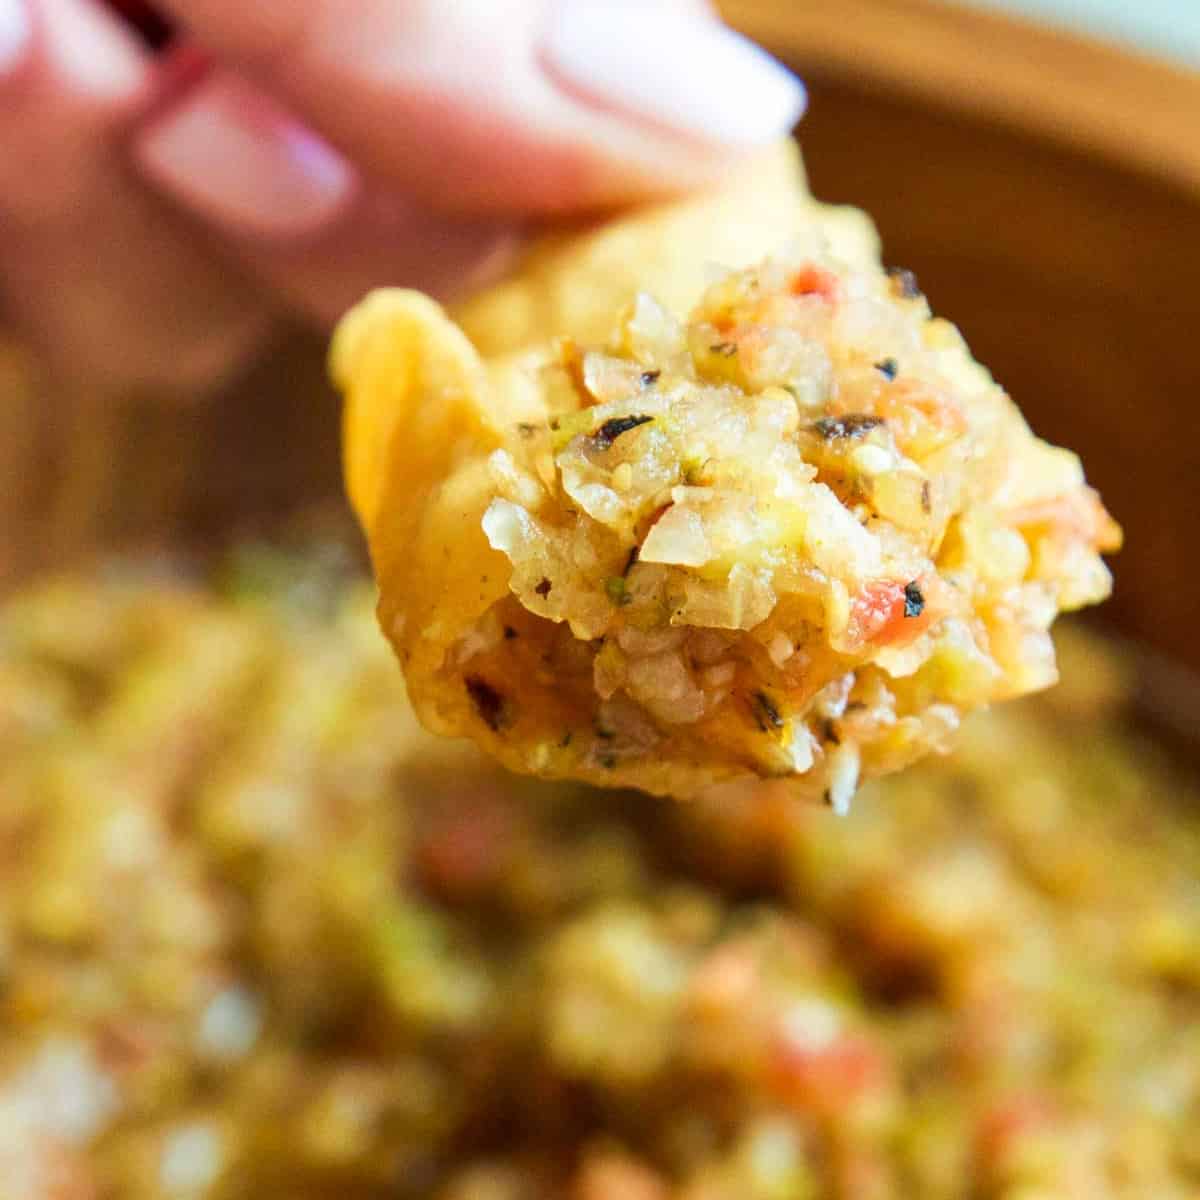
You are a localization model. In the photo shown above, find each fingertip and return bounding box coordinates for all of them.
[417,223,526,306]
[253,192,525,327]
[543,1,806,149]
[135,70,357,240]
[40,0,150,106]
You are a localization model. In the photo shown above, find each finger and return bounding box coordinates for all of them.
[144,0,806,215]
[0,0,272,394]
[251,189,524,328]
[134,63,357,239]
[133,67,523,321]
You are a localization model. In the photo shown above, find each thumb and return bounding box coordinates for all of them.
[143,0,805,215]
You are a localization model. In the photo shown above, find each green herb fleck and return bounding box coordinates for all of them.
[605,576,632,607]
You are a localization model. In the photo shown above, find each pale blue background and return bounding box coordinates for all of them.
[965,0,1200,69]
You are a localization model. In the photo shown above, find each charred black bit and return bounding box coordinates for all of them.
[822,719,841,746]
[822,788,834,807]
[813,414,885,440]
[560,731,574,748]
[710,341,738,357]
[640,369,661,386]
[594,722,615,741]
[599,754,618,770]
[623,544,641,577]
[605,577,632,607]
[503,626,518,640]
[549,418,561,432]
[752,691,784,733]
[516,422,539,438]
[535,578,553,597]
[921,480,932,515]
[593,414,653,450]
[886,267,922,299]
[874,358,899,381]
[904,581,926,619]
[466,676,511,732]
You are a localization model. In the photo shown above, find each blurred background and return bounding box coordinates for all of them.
[970,0,1200,66]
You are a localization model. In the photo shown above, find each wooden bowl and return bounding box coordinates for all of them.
[726,0,1200,687]
[4,0,1198,688]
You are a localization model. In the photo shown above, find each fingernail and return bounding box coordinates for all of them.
[0,0,31,76]
[136,71,355,239]
[544,0,805,147]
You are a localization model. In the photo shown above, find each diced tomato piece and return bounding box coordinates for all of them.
[977,1094,1058,1162]
[770,1029,889,1113]
[417,799,512,897]
[832,1151,891,1200]
[1005,487,1121,551]
[789,265,841,302]
[573,1153,669,1200]
[852,581,907,643]
[96,1021,160,1075]
[688,944,760,1014]
[899,382,969,437]
[848,579,934,650]
[848,377,967,458]
[20,1138,94,1200]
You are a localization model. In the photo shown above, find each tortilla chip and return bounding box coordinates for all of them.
[333,141,1118,805]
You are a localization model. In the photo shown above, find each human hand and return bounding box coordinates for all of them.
[0,0,804,396]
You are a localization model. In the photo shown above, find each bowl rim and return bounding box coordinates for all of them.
[721,0,1200,201]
